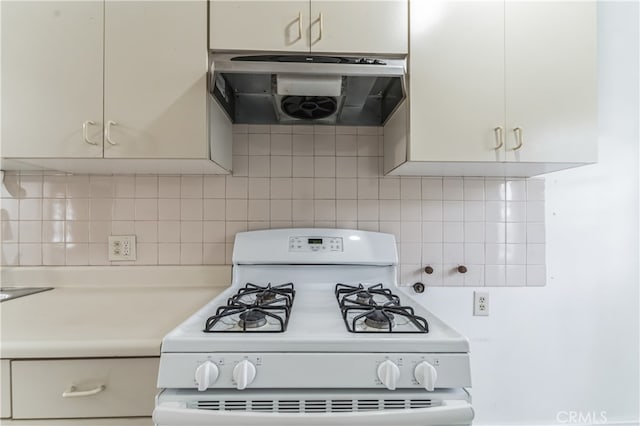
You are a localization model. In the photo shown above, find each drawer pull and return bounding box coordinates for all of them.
[62,384,106,398]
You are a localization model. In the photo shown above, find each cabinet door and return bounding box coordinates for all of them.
[310,0,408,54]
[504,1,597,163]
[408,1,505,163]
[210,1,309,52]
[103,0,208,159]
[1,1,104,158]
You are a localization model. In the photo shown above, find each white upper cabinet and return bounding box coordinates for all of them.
[387,0,597,176]
[1,1,104,158]
[209,0,408,54]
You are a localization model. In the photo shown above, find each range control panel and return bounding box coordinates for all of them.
[289,236,343,252]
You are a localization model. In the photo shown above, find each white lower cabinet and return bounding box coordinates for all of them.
[10,358,159,419]
[1,360,10,418]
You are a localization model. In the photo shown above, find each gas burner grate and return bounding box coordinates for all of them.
[203,282,295,333]
[335,283,429,334]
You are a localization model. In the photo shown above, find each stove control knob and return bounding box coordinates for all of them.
[377,360,401,390]
[194,361,219,392]
[233,360,257,390]
[414,361,438,391]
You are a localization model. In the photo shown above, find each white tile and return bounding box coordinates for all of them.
[226,199,248,221]
[422,200,442,221]
[135,221,158,243]
[292,156,314,177]
[232,124,248,134]
[357,157,378,177]
[526,265,547,286]
[248,178,270,199]
[443,243,464,264]
[66,243,89,266]
[204,176,226,198]
[400,178,421,200]
[399,264,423,287]
[158,243,181,264]
[485,200,506,222]
[179,199,202,221]
[271,178,292,199]
[379,200,401,221]
[336,126,358,135]
[111,220,135,235]
[485,178,506,200]
[401,200,422,221]
[378,221,401,241]
[180,243,203,265]
[335,134,358,156]
[336,178,357,199]
[42,243,65,265]
[248,133,270,155]
[248,156,270,177]
[270,134,292,155]
[292,178,314,199]
[485,243,506,264]
[357,178,378,199]
[418,177,441,200]
[379,178,400,200]
[506,179,526,201]
[271,156,292,177]
[232,156,249,176]
[1,198,19,220]
[336,157,357,177]
[357,135,378,156]
[463,265,484,286]
[485,222,506,243]
[20,199,42,220]
[135,199,159,221]
[292,134,314,156]
[63,221,87,243]
[464,243,485,264]
[442,266,464,286]
[422,243,443,264]
[43,199,66,220]
[464,201,485,222]
[1,220,18,242]
[506,222,527,243]
[506,201,526,223]
[135,243,158,265]
[158,221,180,242]
[135,176,158,198]
[526,178,545,201]
[422,221,443,243]
[249,124,270,134]
[422,264,443,285]
[272,125,293,134]
[526,201,545,222]
[357,126,380,135]
[89,199,112,221]
[248,199,270,221]
[203,199,226,221]
[527,243,546,265]
[485,264,506,286]
[314,125,335,134]
[65,199,89,221]
[336,199,357,221]
[19,221,42,243]
[506,265,526,286]
[89,221,111,243]
[89,176,112,198]
[401,221,421,243]
[315,200,336,221]
[443,201,463,221]
[293,199,315,221]
[88,243,109,265]
[232,133,249,155]
[464,222,485,243]
[356,221,378,232]
[357,200,378,221]
[315,178,335,199]
[248,221,270,230]
[315,157,336,177]
[271,199,292,221]
[203,243,226,264]
[271,220,294,229]
[203,221,226,243]
[19,243,42,265]
[226,177,248,198]
[159,176,181,198]
[158,199,180,220]
[0,174,19,199]
[181,222,203,243]
[43,175,67,198]
[336,220,357,230]
[400,243,421,264]
[463,178,485,201]
[225,243,234,263]
[526,222,546,243]
[443,177,463,200]
[181,176,203,198]
[506,243,527,265]
[226,221,248,242]
[112,198,135,220]
[443,222,464,243]
[314,134,335,156]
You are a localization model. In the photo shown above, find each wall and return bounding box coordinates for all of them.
[415,2,639,425]
[0,128,545,287]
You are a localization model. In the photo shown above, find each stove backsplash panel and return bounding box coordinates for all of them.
[0,125,545,286]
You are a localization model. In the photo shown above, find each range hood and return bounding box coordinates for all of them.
[209,54,406,126]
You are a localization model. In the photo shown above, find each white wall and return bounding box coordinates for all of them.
[415,2,639,424]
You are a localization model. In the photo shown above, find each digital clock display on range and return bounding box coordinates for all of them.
[308,238,323,245]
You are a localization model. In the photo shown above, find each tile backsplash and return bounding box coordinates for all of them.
[0,125,545,286]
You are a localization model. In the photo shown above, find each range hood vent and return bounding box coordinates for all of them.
[209,54,406,126]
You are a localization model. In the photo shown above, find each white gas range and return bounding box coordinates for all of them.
[154,229,474,426]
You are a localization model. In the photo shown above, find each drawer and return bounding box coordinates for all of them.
[11,358,159,419]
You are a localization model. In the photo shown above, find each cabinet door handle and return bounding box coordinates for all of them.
[82,121,99,146]
[62,384,106,398]
[512,127,524,151]
[297,11,303,41]
[493,126,504,150]
[318,13,323,41]
[105,120,118,145]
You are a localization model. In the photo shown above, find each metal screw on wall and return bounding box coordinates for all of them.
[424,266,434,274]
[457,265,468,274]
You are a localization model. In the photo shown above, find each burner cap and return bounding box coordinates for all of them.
[238,310,267,329]
[364,310,395,330]
[355,291,372,304]
[256,290,277,304]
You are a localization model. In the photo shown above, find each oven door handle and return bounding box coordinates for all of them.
[153,399,474,426]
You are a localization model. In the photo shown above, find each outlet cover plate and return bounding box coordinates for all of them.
[108,235,137,261]
[474,291,489,316]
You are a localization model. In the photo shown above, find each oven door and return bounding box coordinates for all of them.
[153,388,474,426]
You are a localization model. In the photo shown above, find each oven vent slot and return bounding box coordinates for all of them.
[195,398,437,413]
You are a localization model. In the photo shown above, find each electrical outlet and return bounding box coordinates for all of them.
[474,291,489,316]
[108,235,137,261]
